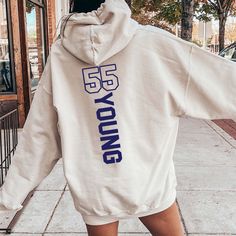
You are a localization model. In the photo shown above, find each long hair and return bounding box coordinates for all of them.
[69,0,106,13]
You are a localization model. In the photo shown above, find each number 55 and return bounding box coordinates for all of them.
[82,64,119,94]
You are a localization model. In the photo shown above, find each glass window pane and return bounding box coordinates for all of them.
[0,0,14,93]
[26,0,46,91]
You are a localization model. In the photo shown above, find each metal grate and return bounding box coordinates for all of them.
[0,109,19,187]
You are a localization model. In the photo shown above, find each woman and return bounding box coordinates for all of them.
[0,0,235,236]
[67,1,184,235]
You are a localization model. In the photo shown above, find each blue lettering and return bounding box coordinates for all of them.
[99,121,118,135]
[95,92,114,106]
[103,150,122,164]
[100,135,121,151]
[97,107,116,121]
[95,92,122,164]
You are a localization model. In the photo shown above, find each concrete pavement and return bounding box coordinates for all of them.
[0,116,236,235]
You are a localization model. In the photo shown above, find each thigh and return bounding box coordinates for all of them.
[139,201,184,236]
[86,221,119,236]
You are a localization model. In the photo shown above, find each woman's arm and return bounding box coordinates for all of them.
[181,44,236,120]
[0,55,62,212]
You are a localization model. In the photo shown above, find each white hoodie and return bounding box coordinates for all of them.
[0,0,236,225]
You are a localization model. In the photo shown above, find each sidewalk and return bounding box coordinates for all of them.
[1,116,236,235]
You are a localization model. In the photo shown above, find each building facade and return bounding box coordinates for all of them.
[0,0,69,127]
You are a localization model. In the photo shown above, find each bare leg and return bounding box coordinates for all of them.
[139,201,184,236]
[86,221,119,236]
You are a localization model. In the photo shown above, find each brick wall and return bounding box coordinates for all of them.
[47,0,56,46]
[36,6,43,77]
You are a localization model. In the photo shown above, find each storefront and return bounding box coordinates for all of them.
[0,0,15,94]
[0,0,59,127]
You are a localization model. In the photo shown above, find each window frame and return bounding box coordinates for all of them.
[0,0,16,95]
[27,0,49,68]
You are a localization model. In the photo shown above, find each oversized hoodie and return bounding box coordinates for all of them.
[0,0,236,226]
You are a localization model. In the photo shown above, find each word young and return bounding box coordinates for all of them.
[82,64,122,164]
[95,92,122,164]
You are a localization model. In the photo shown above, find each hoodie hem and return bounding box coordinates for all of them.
[81,190,176,226]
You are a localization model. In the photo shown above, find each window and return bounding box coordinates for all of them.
[0,0,14,93]
[26,0,47,91]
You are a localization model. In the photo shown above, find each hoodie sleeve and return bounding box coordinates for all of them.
[0,54,62,212]
[182,44,236,120]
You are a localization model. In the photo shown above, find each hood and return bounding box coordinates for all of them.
[60,0,139,66]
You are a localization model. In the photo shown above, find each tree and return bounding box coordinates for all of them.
[131,0,182,32]
[131,0,177,33]
[181,0,195,41]
[132,0,236,48]
[132,0,194,40]
[132,0,181,25]
[197,0,236,51]
[153,0,182,25]
[215,0,235,50]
